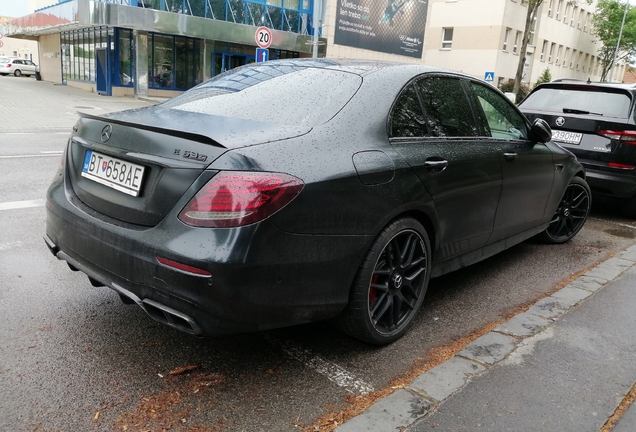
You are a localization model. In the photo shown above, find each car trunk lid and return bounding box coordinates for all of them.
[66,109,310,226]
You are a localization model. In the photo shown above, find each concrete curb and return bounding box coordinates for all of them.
[335,244,636,432]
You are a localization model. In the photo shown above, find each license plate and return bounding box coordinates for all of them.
[81,150,145,196]
[552,130,583,144]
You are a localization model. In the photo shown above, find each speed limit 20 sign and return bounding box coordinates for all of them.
[255,26,272,49]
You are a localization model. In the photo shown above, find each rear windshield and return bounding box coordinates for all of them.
[162,64,362,127]
[0,58,9,64]
[520,87,632,119]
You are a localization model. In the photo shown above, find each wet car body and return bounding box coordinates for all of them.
[519,82,636,215]
[45,59,588,343]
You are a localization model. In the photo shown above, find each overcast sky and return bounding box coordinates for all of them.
[0,0,30,19]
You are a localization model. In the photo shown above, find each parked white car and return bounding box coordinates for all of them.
[0,58,38,77]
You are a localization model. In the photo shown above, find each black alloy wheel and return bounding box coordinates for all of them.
[337,218,431,344]
[539,176,591,244]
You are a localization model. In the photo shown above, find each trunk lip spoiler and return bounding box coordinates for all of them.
[78,111,226,148]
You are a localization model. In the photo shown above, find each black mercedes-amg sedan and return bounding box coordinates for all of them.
[45,59,590,345]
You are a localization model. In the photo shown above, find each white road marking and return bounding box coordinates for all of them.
[41,151,64,154]
[0,154,62,159]
[0,241,23,251]
[1,132,69,135]
[0,199,46,211]
[266,336,374,395]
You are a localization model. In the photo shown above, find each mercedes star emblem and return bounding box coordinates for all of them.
[101,124,113,142]
[555,117,565,127]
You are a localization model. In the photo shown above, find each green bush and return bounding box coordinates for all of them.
[499,81,529,103]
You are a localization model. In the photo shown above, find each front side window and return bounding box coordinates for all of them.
[415,76,478,137]
[471,82,528,141]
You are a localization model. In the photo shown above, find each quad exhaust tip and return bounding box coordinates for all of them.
[43,235,203,337]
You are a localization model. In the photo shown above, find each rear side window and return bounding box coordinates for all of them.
[521,87,632,119]
[390,84,428,138]
[415,77,478,137]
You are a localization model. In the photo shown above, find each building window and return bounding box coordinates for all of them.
[571,6,577,26]
[548,42,555,63]
[442,27,454,49]
[528,17,537,45]
[578,9,584,28]
[577,51,582,70]
[503,28,511,51]
[117,29,133,87]
[556,45,562,65]
[148,33,202,90]
[570,49,576,68]
[564,48,570,68]
[584,12,590,32]
[513,31,521,54]
[564,3,570,23]
[540,40,548,61]
[556,0,562,20]
[548,0,554,16]
[583,53,589,72]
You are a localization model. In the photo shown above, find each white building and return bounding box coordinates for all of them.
[325,0,625,87]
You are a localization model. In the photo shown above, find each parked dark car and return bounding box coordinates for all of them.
[44,59,590,345]
[519,81,636,216]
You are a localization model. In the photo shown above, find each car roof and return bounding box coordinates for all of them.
[247,58,462,78]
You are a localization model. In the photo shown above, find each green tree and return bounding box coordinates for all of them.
[592,0,636,81]
[534,68,552,86]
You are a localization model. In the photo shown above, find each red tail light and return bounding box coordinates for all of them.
[178,171,304,228]
[6,64,11,68]
[598,130,636,145]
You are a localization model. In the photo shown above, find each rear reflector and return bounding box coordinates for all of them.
[157,257,212,276]
[608,162,635,169]
[598,130,636,145]
[178,171,304,228]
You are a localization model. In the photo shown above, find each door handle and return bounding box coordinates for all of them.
[424,159,449,173]
[503,152,517,161]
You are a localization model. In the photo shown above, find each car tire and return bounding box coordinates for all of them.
[538,176,591,244]
[0,73,7,76]
[336,218,431,345]
[14,69,22,77]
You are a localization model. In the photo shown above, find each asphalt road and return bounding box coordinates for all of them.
[1,76,636,432]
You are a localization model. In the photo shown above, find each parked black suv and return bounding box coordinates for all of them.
[519,81,636,216]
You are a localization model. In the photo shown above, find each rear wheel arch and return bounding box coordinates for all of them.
[336,215,433,344]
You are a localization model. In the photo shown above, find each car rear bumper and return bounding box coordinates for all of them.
[45,175,367,336]
[583,164,636,199]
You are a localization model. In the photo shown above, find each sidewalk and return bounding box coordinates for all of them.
[337,246,636,432]
[0,77,157,133]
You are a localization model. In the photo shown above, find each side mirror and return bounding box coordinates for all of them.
[531,118,552,143]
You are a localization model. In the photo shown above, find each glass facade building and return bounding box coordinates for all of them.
[6,0,323,96]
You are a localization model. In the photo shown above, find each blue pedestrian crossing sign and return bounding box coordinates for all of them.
[484,72,495,82]
[256,48,269,63]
